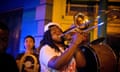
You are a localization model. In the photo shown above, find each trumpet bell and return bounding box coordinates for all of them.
[74,12,89,30]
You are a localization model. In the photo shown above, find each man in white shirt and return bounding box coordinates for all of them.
[39,22,87,72]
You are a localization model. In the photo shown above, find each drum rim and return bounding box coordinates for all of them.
[90,37,105,45]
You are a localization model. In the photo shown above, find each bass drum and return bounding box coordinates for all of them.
[79,37,117,72]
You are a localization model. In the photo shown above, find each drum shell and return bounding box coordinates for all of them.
[80,43,117,72]
[90,43,117,72]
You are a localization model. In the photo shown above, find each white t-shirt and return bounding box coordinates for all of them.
[39,45,77,72]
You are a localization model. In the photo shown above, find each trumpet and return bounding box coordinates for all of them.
[60,12,104,39]
[60,22,104,39]
[60,8,119,41]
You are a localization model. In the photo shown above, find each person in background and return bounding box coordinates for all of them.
[16,35,40,72]
[0,21,19,72]
[39,22,88,72]
[73,12,89,30]
[71,12,90,45]
[62,12,90,46]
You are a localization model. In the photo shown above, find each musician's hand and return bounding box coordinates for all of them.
[81,32,90,44]
[64,32,75,41]
[71,32,87,45]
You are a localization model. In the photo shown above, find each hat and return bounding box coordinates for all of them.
[44,22,61,32]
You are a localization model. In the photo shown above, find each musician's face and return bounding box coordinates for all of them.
[76,17,83,24]
[0,29,9,53]
[76,17,86,29]
[50,26,63,43]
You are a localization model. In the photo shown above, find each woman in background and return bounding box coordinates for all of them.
[16,35,40,72]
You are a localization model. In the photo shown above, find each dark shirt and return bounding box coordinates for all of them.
[0,53,19,72]
[16,53,40,72]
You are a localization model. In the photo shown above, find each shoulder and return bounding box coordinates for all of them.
[42,44,51,48]
[32,53,39,58]
[0,53,19,72]
[40,45,58,58]
[40,45,55,53]
[40,45,52,50]
[0,53,17,65]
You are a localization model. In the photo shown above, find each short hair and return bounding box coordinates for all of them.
[24,35,35,43]
[74,12,85,20]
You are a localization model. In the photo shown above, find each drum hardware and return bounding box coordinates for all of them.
[90,37,105,45]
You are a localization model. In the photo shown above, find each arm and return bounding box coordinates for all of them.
[74,33,89,68]
[15,53,24,69]
[48,43,80,70]
[48,32,86,70]
[16,60,20,68]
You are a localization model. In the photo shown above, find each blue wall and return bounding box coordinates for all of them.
[0,0,23,13]
[0,0,40,56]
[0,0,39,12]
[19,8,38,53]
[19,0,40,53]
